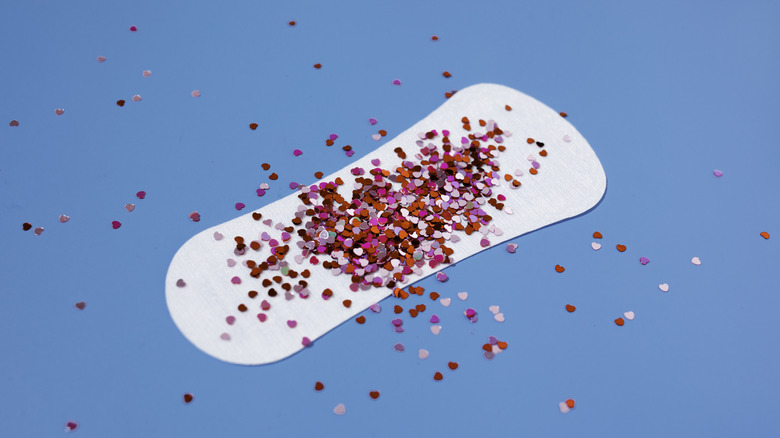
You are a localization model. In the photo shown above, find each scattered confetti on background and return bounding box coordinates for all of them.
[0,1,778,437]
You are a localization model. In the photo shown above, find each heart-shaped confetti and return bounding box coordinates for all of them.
[433,371,443,381]
[565,304,576,312]
[591,242,601,250]
[301,337,312,347]
[760,231,770,240]
[191,89,201,97]
[393,343,405,352]
[559,402,570,414]
[257,313,267,322]
[563,134,571,143]
[189,211,200,222]
[418,349,429,359]
[132,94,142,102]
[286,320,297,328]
[624,311,635,320]
[22,223,32,231]
[97,56,106,62]
[430,325,442,335]
[658,283,669,292]
[369,391,380,399]
[183,393,194,403]
[615,318,625,326]
[220,333,231,341]
[125,203,135,212]
[142,70,151,77]
[226,316,235,325]
[75,301,86,310]
[440,298,451,307]
[691,256,701,265]
[55,108,65,116]
[136,191,146,199]
[448,361,459,370]
[230,276,241,284]
[593,231,603,239]
[59,214,70,223]
[293,149,303,156]
[369,117,377,125]
[33,227,44,235]
[371,134,381,141]
[112,221,121,229]
[480,238,490,247]
[314,381,324,391]
[555,264,565,273]
[489,305,500,314]
[227,258,236,267]
[457,292,468,300]
[333,404,346,415]
[494,313,505,322]
[429,314,440,323]
[640,256,650,265]
[213,231,223,240]
[65,421,78,432]
[713,169,723,177]
[392,79,401,85]
[129,25,138,31]
[436,272,448,282]
[616,244,627,252]
[9,119,19,127]
[176,279,186,287]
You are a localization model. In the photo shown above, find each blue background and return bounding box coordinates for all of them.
[1,0,778,436]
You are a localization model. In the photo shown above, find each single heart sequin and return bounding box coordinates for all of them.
[287,320,297,328]
[230,276,241,284]
[369,117,377,125]
[760,231,770,240]
[59,214,70,223]
[136,191,146,199]
[418,349,429,359]
[55,108,65,116]
[293,149,303,156]
[97,56,106,62]
[65,421,78,432]
[494,313,505,322]
[132,94,142,102]
[333,404,346,415]
[457,292,468,300]
[489,305,500,314]
[371,134,381,141]
[691,256,701,265]
[565,304,576,312]
[555,264,565,273]
[9,120,19,127]
[639,256,650,265]
[713,169,723,177]
[392,79,401,85]
[430,325,442,335]
[429,315,440,323]
[226,316,235,325]
[624,311,635,320]
[213,231,223,240]
[220,333,231,341]
[176,279,186,287]
[440,298,451,307]
[142,70,151,77]
[183,393,193,403]
[658,283,669,292]
[591,242,601,250]
[112,221,121,229]
[506,243,518,253]
[189,211,200,222]
[393,343,405,352]
[75,302,86,310]
[191,89,201,97]
[125,203,135,212]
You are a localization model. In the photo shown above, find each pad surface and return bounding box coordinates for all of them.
[165,83,606,365]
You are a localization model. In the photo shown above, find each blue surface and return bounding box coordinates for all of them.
[1,0,779,436]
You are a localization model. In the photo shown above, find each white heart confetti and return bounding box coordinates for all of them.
[440,298,451,307]
[591,242,601,250]
[191,89,201,98]
[624,311,635,321]
[418,349,429,360]
[658,283,669,292]
[333,403,346,415]
[559,402,570,414]
[132,94,142,102]
[371,134,381,141]
[457,291,468,301]
[563,134,571,143]
[488,305,500,314]
[494,313,505,322]
[430,325,442,335]
[691,256,701,265]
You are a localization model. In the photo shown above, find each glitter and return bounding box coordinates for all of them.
[639,256,650,265]
[112,221,121,229]
[658,283,669,292]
